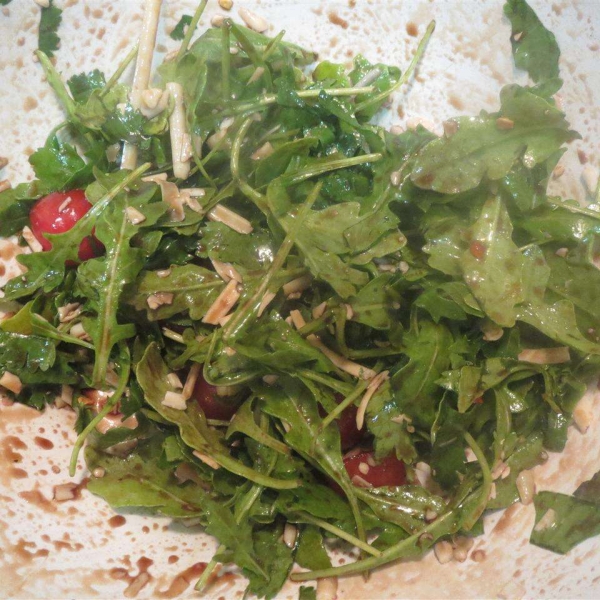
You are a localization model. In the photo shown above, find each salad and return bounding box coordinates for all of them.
[0,0,599,598]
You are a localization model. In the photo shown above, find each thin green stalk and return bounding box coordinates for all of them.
[69,348,131,476]
[230,116,267,211]
[355,20,435,113]
[101,44,138,97]
[293,512,381,557]
[222,183,323,342]
[35,50,76,117]
[201,86,376,123]
[320,380,370,430]
[296,370,353,395]
[462,432,492,531]
[176,0,209,60]
[262,30,285,62]
[221,21,231,102]
[595,174,600,204]
[284,153,383,187]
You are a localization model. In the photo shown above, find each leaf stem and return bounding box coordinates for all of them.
[293,511,382,557]
[69,347,131,477]
[320,379,370,430]
[35,50,76,117]
[200,86,376,123]
[101,44,139,97]
[355,19,435,112]
[176,0,208,60]
[230,117,267,211]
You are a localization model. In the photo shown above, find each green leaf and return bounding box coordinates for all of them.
[86,437,207,518]
[0,183,41,237]
[38,0,62,58]
[518,300,600,355]
[296,526,332,571]
[390,320,453,428]
[77,187,166,385]
[258,377,366,540]
[129,264,225,321]
[29,135,89,193]
[503,0,560,84]
[245,525,294,599]
[349,273,397,330]
[530,486,600,554]
[411,86,577,194]
[460,197,524,327]
[170,14,192,41]
[67,70,106,103]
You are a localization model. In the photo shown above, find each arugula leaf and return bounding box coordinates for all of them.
[504,0,561,85]
[244,525,294,599]
[170,14,192,41]
[77,186,166,386]
[530,474,600,554]
[461,196,524,327]
[128,264,225,321]
[38,0,62,58]
[86,436,207,517]
[390,320,453,428]
[411,86,577,193]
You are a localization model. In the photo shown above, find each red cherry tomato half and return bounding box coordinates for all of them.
[29,190,103,262]
[333,393,364,451]
[343,450,407,488]
[192,375,239,421]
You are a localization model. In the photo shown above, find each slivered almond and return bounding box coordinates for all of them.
[356,370,389,430]
[250,140,273,160]
[316,577,338,600]
[167,372,184,389]
[193,451,220,470]
[182,363,201,400]
[162,391,187,410]
[238,7,268,32]
[22,226,43,253]
[283,275,312,296]
[202,279,241,325]
[143,174,185,222]
[53,483,77,502]
[258,291,276,317]
[126,206,146,224]
[207,204,253,234]
[211,258,242,283]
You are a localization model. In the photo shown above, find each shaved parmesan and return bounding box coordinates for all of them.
[143,174,185,221]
